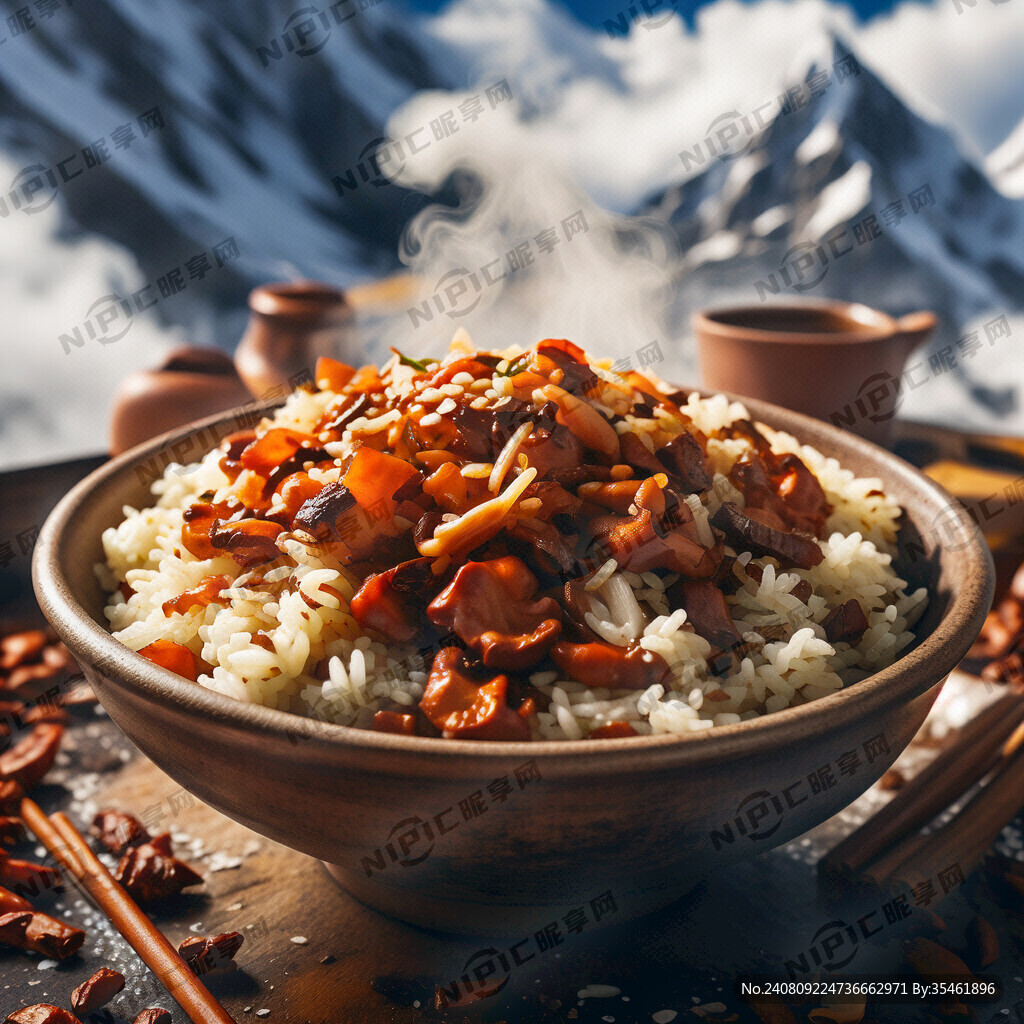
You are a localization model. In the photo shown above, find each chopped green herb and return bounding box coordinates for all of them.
[392,349,439,373]
[496,354,530,377]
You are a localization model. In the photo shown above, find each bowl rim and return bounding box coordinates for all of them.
[33,392,994,768]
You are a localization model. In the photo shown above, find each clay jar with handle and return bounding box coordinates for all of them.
[234,281,354,399]
[692,301,937,443]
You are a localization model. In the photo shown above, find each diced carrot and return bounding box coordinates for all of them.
[343,448,419,513]
[315,356,356,393]
[161,575,230,616]
[350,365,382,392]
[137,640,204,681]
[239,428,322,477]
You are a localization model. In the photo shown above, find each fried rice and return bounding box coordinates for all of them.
[98,333,928,741]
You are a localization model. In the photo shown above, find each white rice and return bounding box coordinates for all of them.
[99,376,926,739]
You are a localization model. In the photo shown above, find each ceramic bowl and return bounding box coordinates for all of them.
[33,396,993,933]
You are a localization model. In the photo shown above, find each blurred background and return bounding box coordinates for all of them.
[2,0,1022,470]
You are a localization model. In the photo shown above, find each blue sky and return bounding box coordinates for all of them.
[407,0,899,26]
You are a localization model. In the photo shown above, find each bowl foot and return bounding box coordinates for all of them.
[321,859,701,935]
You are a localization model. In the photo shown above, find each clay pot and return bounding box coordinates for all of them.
[234,282,353,399]
[693,301,937,443]
[108,347,251,456]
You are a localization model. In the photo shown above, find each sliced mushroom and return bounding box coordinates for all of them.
[350,558,435,644]
[557,579,602,643]
[208,517,284,568]
[70,968,125,1014]
[535,338,601,397]
[90,810,151,857]
[178,931,244,975]
[507,520,578,575]
[419,648,530,741]
[590,479,723,578]
[292,481,357,540]
[427,558,562,671]
[730,451,830,538]
[618,432,665,477]
[550,640,672,690]
[710,502,823,570]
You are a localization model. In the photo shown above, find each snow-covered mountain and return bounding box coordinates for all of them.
[988,118,1024,199]
[0,0,1022,467]
[643,34,1024,332]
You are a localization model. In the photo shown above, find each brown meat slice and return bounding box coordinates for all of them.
[656,432,713,493]
[589,479,723,579]
[821,599,869,644]
[710,502,823,570]
[671,580,741,649]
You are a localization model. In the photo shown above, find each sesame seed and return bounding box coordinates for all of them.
[470,396,489,409]
[451,372,474,385]
[436,398,457,415]
[420,412,442,427]
[470,379,491,392]
[440,383,464,396]
[420,387,444,403]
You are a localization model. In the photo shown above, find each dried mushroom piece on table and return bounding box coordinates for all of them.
[70,967,125,1014]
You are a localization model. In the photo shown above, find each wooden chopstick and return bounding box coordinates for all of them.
[878,721,1024,892]
[820,691,1024,880]
[21,799,237,1024]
